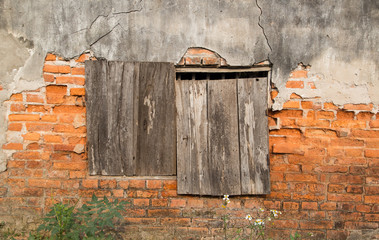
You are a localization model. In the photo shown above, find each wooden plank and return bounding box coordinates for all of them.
[190,81,209,195]
[176,80,208,194]
[207,79,241,196]
[238,77,270,194]
[136,62,176,176]
[122,62,138,176]
[86,60,106,175]
[175,66,271,73]
[251,77,270,194]
[176,80,195,193]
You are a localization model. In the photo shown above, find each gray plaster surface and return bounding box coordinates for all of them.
[0,0,378,170]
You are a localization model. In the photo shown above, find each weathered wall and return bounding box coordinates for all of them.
[0,1,378,238]
[0,54,378,239]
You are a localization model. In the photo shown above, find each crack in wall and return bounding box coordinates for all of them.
[255,0,272,55]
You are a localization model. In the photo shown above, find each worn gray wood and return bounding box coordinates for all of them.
[176,80,208,194]
[207,79,241,195]
[86,61,134,175]
[136,62,176,176]
[238,77,270,194]
[86,61,176,176]
[250,77,270,194]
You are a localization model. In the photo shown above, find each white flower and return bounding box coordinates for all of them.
[259,208,265,212]
[246,214,252,221]
[254,219,264,226]
[267,217,271,221]
[223,195,229,201]
[270,210,282,217]
[226,199,230,204]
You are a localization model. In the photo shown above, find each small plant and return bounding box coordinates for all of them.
[0,221,24,240]
[29,194,128,240]
[220,195,282,240]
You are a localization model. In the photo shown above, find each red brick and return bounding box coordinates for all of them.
[370,120,379,128]
[45,53,56,61]
[346,186,363,194]
[53,125,86,133]
[286,174,317,182]
[365,214,379,222]
[99,180,117,189]
[301,202,318,210]
[290,93,302,99]
[134,199,150,207]
[56,76,85,85]
[270,110,303,118]
[331,120,366,128]
[124,218,156,225]
[345,221,378,230]
[26,105,49,113]
[170,199,186,208]
[8,123,22,131]
[2,143,23,150]
[136,190,158,198]
[161,190,177,197]
[26,143,40,150]
[320,202,336,210]
[161,217,191,226]
[283,201,299,210]
[365,149,379,158]
[71,67,85,75]
[26,94,44,103]
[270,128,302,137]
[76,54,91,63]
[304,129,337,138]
[301,101,313,109]
[163,180,177,190]
[22,132,40,141]
[146,180,162,189]
[314,166,348,173]
[329,175,364,184]
[352,129,379,138]
[336,111,355,120]
[10,103,26,112]
[300,221,333,229]
[187,199,204,208]
[334,157,367,166]
[343,104,373,111]
[283,100,300,109]
[70,88,85,96]
[330,138,364,147]
[9,114,40,121]
[290,70,308,78]
[356,112,374,120]
[10,93,23,101]
[13,152,40,160]
[366,186,379,195]
[307,81,316,89]
[44,135,63,143]
[286,81,304,88]
[81,179,98,188]
[151,199,168,207]
[26,123,53,132]
[129,180,145,189]
[297,119,330,127]
[356,204,371,213]
[43,74,55,82]
[43,64,70,74]
[271,90,278,99]
[328,194,362,202]
[112,189,124,197]
[53,105,85,113]
[69,171,86,179]
[53,162,87,171]
[147,209,181,217]
[317,111,335,119]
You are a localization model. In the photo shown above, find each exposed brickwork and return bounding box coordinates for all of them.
[0,55,378,239]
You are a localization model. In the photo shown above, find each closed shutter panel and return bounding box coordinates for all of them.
[86,60,176,176]
[176,74,270,195]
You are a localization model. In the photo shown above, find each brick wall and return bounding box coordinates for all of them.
[0,53,378,239]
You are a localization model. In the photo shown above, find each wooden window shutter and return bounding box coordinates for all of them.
[176,73,270,195]
[86,60,176,176]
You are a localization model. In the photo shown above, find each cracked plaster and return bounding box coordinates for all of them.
[0,0,378,170]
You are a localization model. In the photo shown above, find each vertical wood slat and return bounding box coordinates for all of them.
[251,77,270,194]
[208,79,241,196]
[137,62,176,176]
[176,80,208,194]
[238,77,270,194]
[86,61,176,176]
[86,61,135,175]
